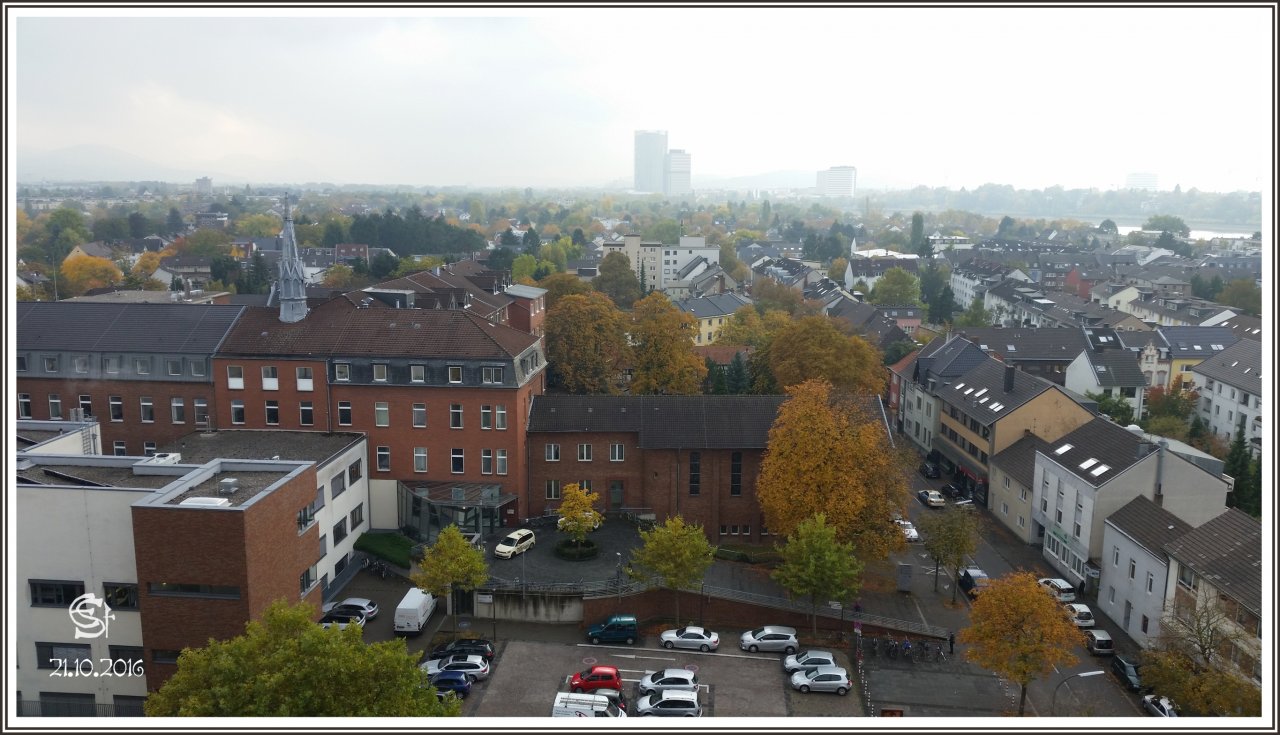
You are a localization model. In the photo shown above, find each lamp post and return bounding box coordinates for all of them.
[614,552,623,608]
[1052,670,1104,716]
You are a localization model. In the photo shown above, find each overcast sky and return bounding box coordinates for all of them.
[10,6,1275,192]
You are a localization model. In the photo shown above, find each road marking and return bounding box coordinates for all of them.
[608,653,677,661]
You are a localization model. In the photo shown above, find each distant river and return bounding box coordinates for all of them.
[1115,225,1255,240]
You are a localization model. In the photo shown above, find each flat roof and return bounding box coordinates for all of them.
[167,471,288,506]
[16,462,176,490]
[159,430,364,467]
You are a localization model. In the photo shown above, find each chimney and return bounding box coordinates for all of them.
[1004,364,1016,393]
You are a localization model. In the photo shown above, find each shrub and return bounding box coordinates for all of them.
[554,538,598,561]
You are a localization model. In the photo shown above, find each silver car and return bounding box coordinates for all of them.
[639,668,699,696]
[635,689,701,717]
[783,649,836,673]
[659,626,719,652]
[420,654,491,682]
[789,665,851,695]
[740,626,799,654]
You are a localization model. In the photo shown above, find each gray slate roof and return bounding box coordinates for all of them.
[1040,418,1148,487]
[990,433,1053,488]
[1211,314,1263,342]
[673,293,753,319]
[1085,346,1146,388]
[16,302,245,353]
[1163,508,1261,615]
[527,395,888,449]
[938,356,1056,425]
[1156,326,1239,358]
[956,327,1087,361]
[914,336,989,384]
[1190,338,1261,395]
[1105,496,1194,565]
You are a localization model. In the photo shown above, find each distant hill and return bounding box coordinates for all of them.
[17,145,324,186]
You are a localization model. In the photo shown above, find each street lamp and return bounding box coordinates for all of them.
[614,552,623,607]
[1052,670,1104,716]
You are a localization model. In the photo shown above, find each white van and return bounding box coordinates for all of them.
[394,588,436,636]
[551,692,626,718]
[1038,577,1076,603]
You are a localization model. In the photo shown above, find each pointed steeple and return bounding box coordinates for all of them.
[278,193,309,323]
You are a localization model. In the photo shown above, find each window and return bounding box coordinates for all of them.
[296,366,313,391]
[546,444,560,462]
[1146,572,1154,594]
[170,398,185,423]
[448,365,463,383]
[1019,487,1028,502]
[374,402,390,427]
[1055,508,1062,524]
[481,405,493,429]
[17,355,26,371]
[139,397,154,423]
[166,358,181,376]
[350,504,364,530]
[348,459,362,484]
[1113,547,1119,567]
[450,404,463,429]
[265,400,279,425]
[35,642,92,670]
[1128,559,1136,580]
[373,363,388,382]
[48,395,62,420]
[611,443,625,462]
[103,583,139,610]
[495,405,507,429]
[482,366,503,384]
[1073,521,1081,538]
[113,441,126,455]
[18,394,32,419]
[152,649,181,664]
[299,401,314,426]
[104,356,120,373]
[335,363,350,381]
[1001,502,1009,516]
[331,472,347,499]
[1177,565,1198,592]
[411,364,425,383]
[546,480,561,499]
[406,403,425,428]
[451,449,464,474]
[731,452,742,496]
[482,449,493,474]
[338,401,352,426]
[43,356,59,372]
[689,452,701,495]
[414,447,428,472]
[496,449,508,475]
[333,518,348,544]
[1140,615,1149,634]
[136,358,152,375]
[194,398,208,424]
[578,443,592,462]
[75,356,90,374]
[1018,515,1025,528]
[227,365,243,389]
[30,580,85,607]
[190,360,205,377]
[230,400,245,424]
[376,446,390,471]
[78,395,92,417]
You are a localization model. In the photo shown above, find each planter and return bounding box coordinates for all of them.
[554,538,598,561]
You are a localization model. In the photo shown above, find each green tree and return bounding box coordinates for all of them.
[1144,384,1199,421]
[726,352,749,394]
[1098,219,1118,235]
[629,292,707,395]
[235,213,283,237]
[627,516,715,625]
[537,271,591,309]
[881,339,917,366]
[92,216,129,242]
[1143,214,1190,236]
[958,572,1085,716]
[928,285,958,324]
[128,211,151,238]
[410,525,490,635]
[868,267,921,306]
[1218,279,1261,316]
[322,219,348,247]
[1086,391,1135,426]
[916,507,980,603]
[177,229,233,256]
[522,226,541,256]
[145,600,458,716]
[556,482,603,546]
[594,251,642,308]
[370,251,400,279]
[642,219,681,244]
[166,207,186,235]
[772,514,864,637]
[544,292,630,393]
[954,298,995,328]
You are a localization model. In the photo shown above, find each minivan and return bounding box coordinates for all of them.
[587,614,638,645]
[1038,577,1076,602]
[1085,629,1114,655]
[494,529,535,559]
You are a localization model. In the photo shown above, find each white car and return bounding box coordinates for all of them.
[557,512,601,532]
[421,654,491,682]
[783,649,836,674]
[659,626,719,652]
[1038,577,1076,602]
[638,668,699,695]
[1064,602,1095,628]
[895,519,920,542]
[494,529,535,559]
[322,597,379,620]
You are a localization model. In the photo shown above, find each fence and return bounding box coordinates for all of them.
[17,700,142,717]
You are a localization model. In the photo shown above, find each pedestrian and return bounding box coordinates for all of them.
[948,631,955,654]
[854,600,862,615]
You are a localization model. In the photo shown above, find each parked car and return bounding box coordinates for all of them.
[322,597,379,620]
[430,638,495,661]
[569,665,622,693]
[941,482,965,499]
[960,567,991,599]
[1038,577,1076,602]
[587,614,638,645]
[740,625,799,654]
[789,665,851,695]
[1085,629,1114,656]
[494,529,535,559]
[1064,603,1095,627]
[1142,694,1178,717]
[429,670,472,699]
[923,490,946,508]
[636,689,701,717]
[421,654,490,682]
[596,686,629,714]
[896,518,920,542]
[1110,654,1144,692]
[639,668,699,695]
[918,461,941,479]
[660,626,719,652]
[557,512,601,532]
[783,649,836,674]
[319,609,366,630]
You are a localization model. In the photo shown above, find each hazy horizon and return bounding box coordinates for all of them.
[11,7,1275,193]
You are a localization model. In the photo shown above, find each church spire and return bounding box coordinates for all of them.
[278,193,308,323]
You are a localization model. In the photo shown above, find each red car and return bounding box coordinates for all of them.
[570,665,622,693]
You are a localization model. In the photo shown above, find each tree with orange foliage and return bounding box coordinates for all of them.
[757,379,910,558]
[957,571,1085,716]
[60,255,122,297]
[768,315,885,395]
[544,292,630,394]
[628,292,707,395]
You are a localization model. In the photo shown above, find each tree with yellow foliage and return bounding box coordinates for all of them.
[555,482,603,547]
[958,571,1085,716]
[629,292,707,395]
[756,379,909,558]
[768,316,885,395]
[60,255,122,297]
[544,292,630,394]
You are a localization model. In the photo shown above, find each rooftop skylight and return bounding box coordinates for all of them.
[1055,444,1073,455]
[1090,464,1111,477]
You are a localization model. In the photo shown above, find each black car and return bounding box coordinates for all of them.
[1110,654,1145,692]
[941,482,965,499]
[918,462,940,479]
[431,638,495,661]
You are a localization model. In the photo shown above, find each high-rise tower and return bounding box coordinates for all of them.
[664,149,692,197]
[634,130,667,193]
[277,194,309,323]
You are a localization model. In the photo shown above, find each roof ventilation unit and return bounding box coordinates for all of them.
[218,477,239,495]
[180,496,231,508]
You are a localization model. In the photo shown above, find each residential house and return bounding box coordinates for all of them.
[1097,496,1194,648]
[1201,313,1262,342]
[673,293,753,345]
[1064,327,1148,416]
[826,300,911,352]
[984,279,1149,332]
[844,257,919,294]
[988,432,1054,542]
[1089,282,1142,310]
[154,255,215,291]
[896,336,988,456]
[754,256,821,292]
[64,241,117,263]
[194,211,229,230]
[876,305,923,335]
[1063,266,1112,300]
[1188,339,1262,454]
[953,327,1088,387]
[1149,326,1239,388]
